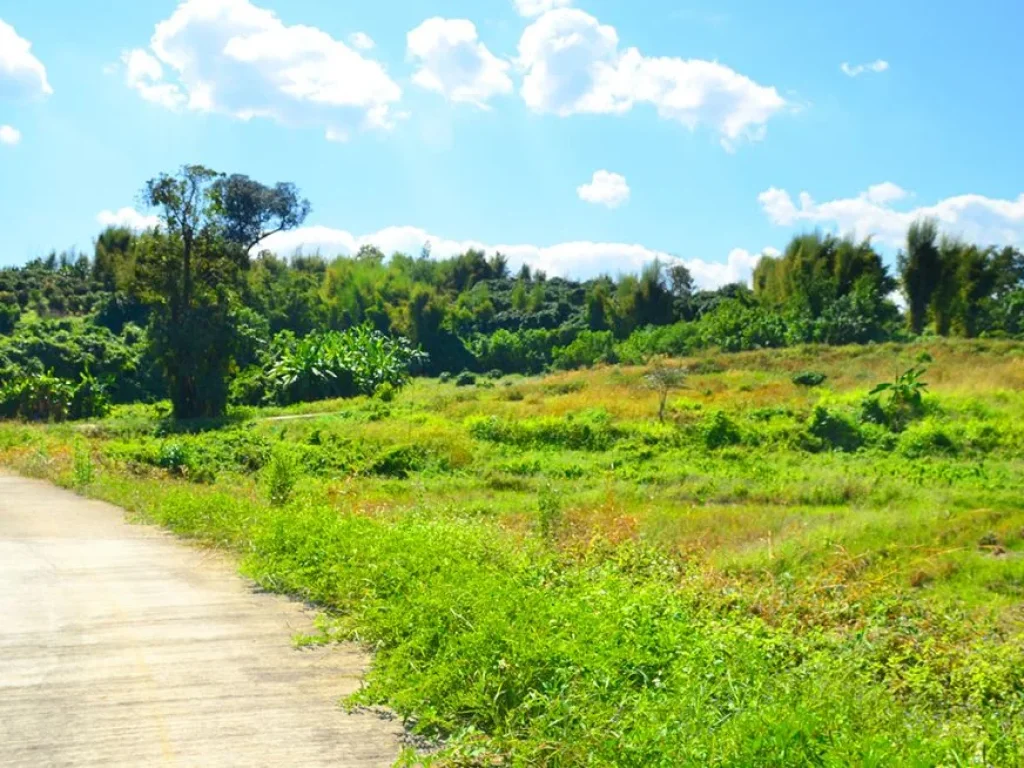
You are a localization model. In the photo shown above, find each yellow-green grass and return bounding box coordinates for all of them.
[2,339,1023,765]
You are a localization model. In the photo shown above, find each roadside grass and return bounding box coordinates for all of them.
[2,339,1023,765]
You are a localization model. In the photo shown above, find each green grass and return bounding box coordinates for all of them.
[3,338,1024,766]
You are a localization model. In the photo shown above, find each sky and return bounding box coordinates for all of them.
[1,0,1023,287]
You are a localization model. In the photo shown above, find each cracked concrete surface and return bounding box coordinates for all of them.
[0,472,402,767]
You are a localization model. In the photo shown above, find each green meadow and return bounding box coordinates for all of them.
[3,339,1024,766]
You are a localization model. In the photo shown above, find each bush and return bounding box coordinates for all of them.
[552,330,617,370]
[69,370,112,420]
[803,406,862,452]
[438,371,452,383]
[487,369,504,380]
[455,371,477,387]
[792,371,827,387]
[264,325,426,405]
[264,448,299,506]
[702,410,742,449]
[374,382,397,402]
[0,373,76,422]
[467,411,619,451]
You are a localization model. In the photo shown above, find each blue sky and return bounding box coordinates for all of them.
[1,0,1022,286]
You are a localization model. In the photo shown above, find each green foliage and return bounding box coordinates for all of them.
[702,410,742,449]
[5,343,1024,765]
[72,441,95,487]
[754,232,895,317]
[870,366,929,430]
[454,371,477,387]
[698,299,788,352]
[536,484,563,540]
[264,448,298,507]
[803,406,863,452]
[467,411,619,451]
[552,330,617,370]
[265,325,425,405]
[0,370,109,422]
[792,371,827,387]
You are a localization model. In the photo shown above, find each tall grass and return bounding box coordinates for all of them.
[2,340,1023,765]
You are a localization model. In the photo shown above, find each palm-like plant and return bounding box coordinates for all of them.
[869,366,928,429]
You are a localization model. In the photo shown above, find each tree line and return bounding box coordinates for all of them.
[2,165,1023,420]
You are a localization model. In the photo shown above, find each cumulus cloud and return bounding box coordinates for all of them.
[121,49,186,109]
[840,59,889,77]
[255,223,764,288]
[759,183,1024,247]
[348,32,375,50]
[121,0,401,137]
[514,0,572,17]
[0,125,21,145]
[517,9,785,147]
[577,170,630,208]
[97,207,162,231]
[408,18,513,108]
[0,18,53,98]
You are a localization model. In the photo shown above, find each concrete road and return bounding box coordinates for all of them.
[0,472,402,767]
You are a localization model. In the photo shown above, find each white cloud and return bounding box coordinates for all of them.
[0,19,52,98]
[408,18,513,108]
[257,223,763,288]
[517,9,785,146]
[577,170,630,208]
[122,49,186,109]
[759,183,1024,247]
[840,59,889,77]
[514,0,572,17]
[122,0,401,138]
[97,207,161,231]
[0,125,21,145]
[348,32,375,50]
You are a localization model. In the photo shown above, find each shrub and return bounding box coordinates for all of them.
[792,371,827,387]
[467,412,619,451]
[702,410,742,449]
[455,372,477,387]
[72,441,95,487]
[552,330,617,370]
[0,373,76,422]
[374,382,397,402]
[858,397,892,432]
[537,484,563,541]
[363,445,424,478]
[616,323,698,365]
[869,366,928,431]
[265,325,426,405]
[438,372,452,383]
[264,448,299,506]
[69,370,112,420]
[487,369,504,380]
[803,406,862,452]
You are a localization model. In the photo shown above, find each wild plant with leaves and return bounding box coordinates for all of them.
[868,365,929,430]
[265,324,427,405]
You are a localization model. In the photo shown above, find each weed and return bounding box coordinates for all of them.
[72,441,94,487]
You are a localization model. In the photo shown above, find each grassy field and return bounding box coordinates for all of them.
[3,339,1024,766]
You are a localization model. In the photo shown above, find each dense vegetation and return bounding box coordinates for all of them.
[2,166,1023,423]
[2,341,1023,765]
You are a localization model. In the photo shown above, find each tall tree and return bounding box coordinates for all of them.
[898,219,942,335]
[139,165,309,419]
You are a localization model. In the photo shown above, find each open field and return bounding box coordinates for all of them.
[3,339,1024,766]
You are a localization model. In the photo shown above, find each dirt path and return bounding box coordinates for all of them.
[0,472,402,767]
